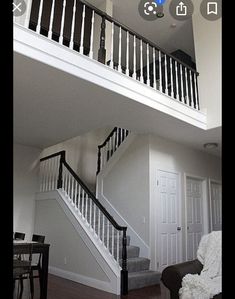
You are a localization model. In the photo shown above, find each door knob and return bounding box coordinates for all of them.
[177,227,181,231]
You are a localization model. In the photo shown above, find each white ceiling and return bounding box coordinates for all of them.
[86,0,196,61]
[14,52,221,157]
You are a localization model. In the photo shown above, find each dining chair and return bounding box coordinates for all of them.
[13,243,34,299]
[14,232,26,240]
[30,234,45,295]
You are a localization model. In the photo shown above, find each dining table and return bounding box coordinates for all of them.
[13,240,50,299]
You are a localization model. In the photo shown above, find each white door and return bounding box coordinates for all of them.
[157,170,181,272]
[186,177,204,261]
[210,182,222,231]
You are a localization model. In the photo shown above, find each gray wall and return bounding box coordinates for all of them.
[13,143,41,240]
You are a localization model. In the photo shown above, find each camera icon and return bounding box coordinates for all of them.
[139,0,164,21]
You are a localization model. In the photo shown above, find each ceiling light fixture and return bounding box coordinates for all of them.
[203,143,218,149]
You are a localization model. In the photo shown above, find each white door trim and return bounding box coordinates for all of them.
[155,169,182,271]
[184,173,209,261]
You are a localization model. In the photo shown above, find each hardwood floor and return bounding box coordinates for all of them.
[15,274,162,299]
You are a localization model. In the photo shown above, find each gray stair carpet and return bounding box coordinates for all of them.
[77,198,161,291]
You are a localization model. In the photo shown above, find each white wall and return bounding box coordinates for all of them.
[34,198,109,283]
[99,133,221,267]
[192,6,221,129]
[102,135,150,245]
[149,134,221,267]
[41,128,111,192]
[13,143,41,240]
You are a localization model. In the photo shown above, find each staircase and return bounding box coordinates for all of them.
[84,198,161,291]
[39,127,161,294]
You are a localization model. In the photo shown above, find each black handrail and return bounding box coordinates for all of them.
[78,0,198,74]
[40,150,66,162]
[40,150,128,294]
[62,161,126,231]
[98,127,118,149]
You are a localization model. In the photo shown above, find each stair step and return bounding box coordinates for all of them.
[128,270,161,290]
[120,257,150,273]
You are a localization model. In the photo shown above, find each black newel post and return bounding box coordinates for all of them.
[98,16,106,64]
[96,146,101,175]
[57,151,65,189]
[121,228,128,295]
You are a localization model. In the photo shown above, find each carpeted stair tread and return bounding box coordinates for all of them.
[128,270,161,290]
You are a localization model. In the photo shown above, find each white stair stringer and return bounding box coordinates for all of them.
[36,189,121,295]
[96,133,150,259]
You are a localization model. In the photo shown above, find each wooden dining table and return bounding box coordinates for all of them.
[13,240,50,299]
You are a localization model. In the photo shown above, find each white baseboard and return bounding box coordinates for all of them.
[49,266,114,294]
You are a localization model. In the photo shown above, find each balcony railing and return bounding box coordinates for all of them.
[14,0,200,110]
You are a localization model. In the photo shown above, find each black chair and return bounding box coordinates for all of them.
[13,243,34,299]
[31,234,45,295]
[14,232,26,240]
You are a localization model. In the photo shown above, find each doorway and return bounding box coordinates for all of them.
[185,176,208,261]
[156,170,181,271]
[209,180,222,231]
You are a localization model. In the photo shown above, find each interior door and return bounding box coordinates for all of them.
[186,177,204,261]
[210,182,222,231]
[157,170,181,272]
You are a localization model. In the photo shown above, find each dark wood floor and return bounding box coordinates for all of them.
[15,274,162,299]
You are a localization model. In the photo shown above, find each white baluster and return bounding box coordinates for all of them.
[69,0,77,49]
[116,230,119,262]
[71,178,74,205]
[109,22,114,68]
[185,67,189,106]
[59,0,66,45]
[48,0,55,39]
[107,220,110,250]
[164,54,168,94]
[133,35,137,80]
[190,70,194,108]
[36,0,44,34]
[98,209,101,238]
[80,5,86,54]
[147,43,150,86]
[159,51,162,92]
[93,204,96,232]
[118,27,122,72]
[153,48,157,90]
[39,163,43,192]
[68,174,71,201]
[81,189,84,217]
[24,0,33,28]
[89,10,95,59]
[102,215,105,242]
[140,40,143,83]
[175,61,179,100]
[180,64,184,102]
[85,193,88,220]
[170,57,173,97]
[126,31,129,76]
[77,184,81,213]
[111,226,114,256]
[89,198,92,226]
[194,73,199,110]
[51,158,55,190]
[74,181,78,211]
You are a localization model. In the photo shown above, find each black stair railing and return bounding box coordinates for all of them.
[96,127,129,175]
[25,0,200,110]
[39,150,128,294]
